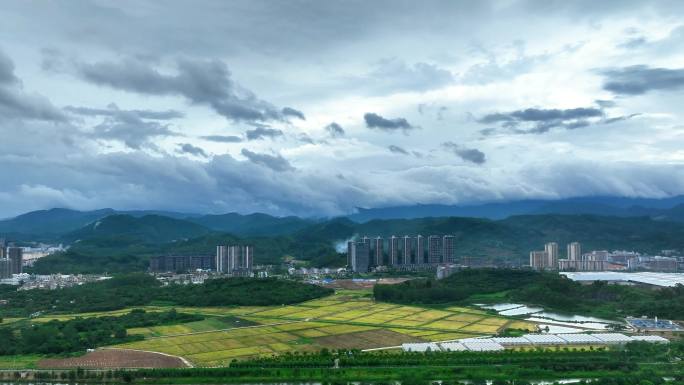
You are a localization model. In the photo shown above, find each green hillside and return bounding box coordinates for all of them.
[64,214,211,244]
[30,213,684,274]
[189,212,314,236]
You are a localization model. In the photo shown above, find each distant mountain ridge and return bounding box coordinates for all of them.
[347,196,684,222]
[0,208,314,240]
[3,195,684,241]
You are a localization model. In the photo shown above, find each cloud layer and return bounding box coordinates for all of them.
[0,1,683,218]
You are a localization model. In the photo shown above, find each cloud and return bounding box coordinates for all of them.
[281,107,306,120]
[76,57,285,122]
[65,104,184,120]
[0,50,19,85]
[388,145,409,155]
[240,148,295,172]
[245,126,283,140]
[177,143,208,158]
[0,49,67,122]
[325,122,345,137]
[478,106,605,134]
[602,65,684,95]
[65,104,183,149]
[201,135,243,143]
[442,142,486,164]
[362,58,454,93]
[364,112,415,131]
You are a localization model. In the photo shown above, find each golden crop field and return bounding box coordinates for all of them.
[110,293,538,366]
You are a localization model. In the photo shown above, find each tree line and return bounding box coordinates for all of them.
[0,309,201,355]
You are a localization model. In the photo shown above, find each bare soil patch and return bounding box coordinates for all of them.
[315,329,424,350]
[38,349,187,369]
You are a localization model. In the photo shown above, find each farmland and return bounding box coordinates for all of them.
[115,291,537,367]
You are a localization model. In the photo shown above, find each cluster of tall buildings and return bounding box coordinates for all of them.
[530,242,606,272]
[149,244,254,274]
[0,238,23,279]
[216,245,253,275]
[347,235,456,272]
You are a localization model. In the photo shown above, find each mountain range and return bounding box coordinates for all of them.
[3,195,684,241]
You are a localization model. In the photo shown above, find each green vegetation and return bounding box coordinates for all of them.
[16,341,684,384]
[0,274,333,317]
[0,309,201,355]
[24,212,684,273]
[374,269,684,319]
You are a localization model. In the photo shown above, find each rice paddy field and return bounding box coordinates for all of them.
[112,292,538,367]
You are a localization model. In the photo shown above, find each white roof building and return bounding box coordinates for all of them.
[402,342,441,352]
[628,335,669,343]
[462,341,505,351]
[523,334,567,345]
[558,334,603,344]
[491,336,531,345]
[439,342,468,351]
[591,333,634,344]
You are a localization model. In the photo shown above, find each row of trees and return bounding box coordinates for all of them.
[0,309,201,355]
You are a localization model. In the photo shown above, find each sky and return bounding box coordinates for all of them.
[1,0,684,218]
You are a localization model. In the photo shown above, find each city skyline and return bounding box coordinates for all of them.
[1,1,684,218]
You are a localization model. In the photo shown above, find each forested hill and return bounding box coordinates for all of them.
[64,214,211,244]
[28,213,684,274]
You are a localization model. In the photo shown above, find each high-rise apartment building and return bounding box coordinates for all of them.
[347,241,354,267]
[428,235,442,264]
[443,235,456,263]
[529,250,547,270]
[416,235,425,264]
[544,242,558,270]
[7,247,22,274]
[350,241,370,272]
[0,238,5,259]
[402,235,412,265]
[567,242,582,261]
[216,245,253,274]
[373,237,384,266]
[389,236,400,265]
[0,258,10,279]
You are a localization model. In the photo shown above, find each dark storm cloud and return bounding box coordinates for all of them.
[325,122,345,137]
[478,107,605,134]
[479,107,603,124]
[0,50,67,122]
[388,145,409,155]
[177,143,208,157]
[281,107,306,120]
[0,50,19,85]
[602,65,684,95]
[64,104,184,120]
[240,148,295,172]
[245,126,283,140]
[364,112,415,131]
[201,135,243,143]
[442,142,486,165]
[76,57,284,122]
[89,111,176,149]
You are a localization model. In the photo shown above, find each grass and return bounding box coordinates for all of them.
[0,355,42,369]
